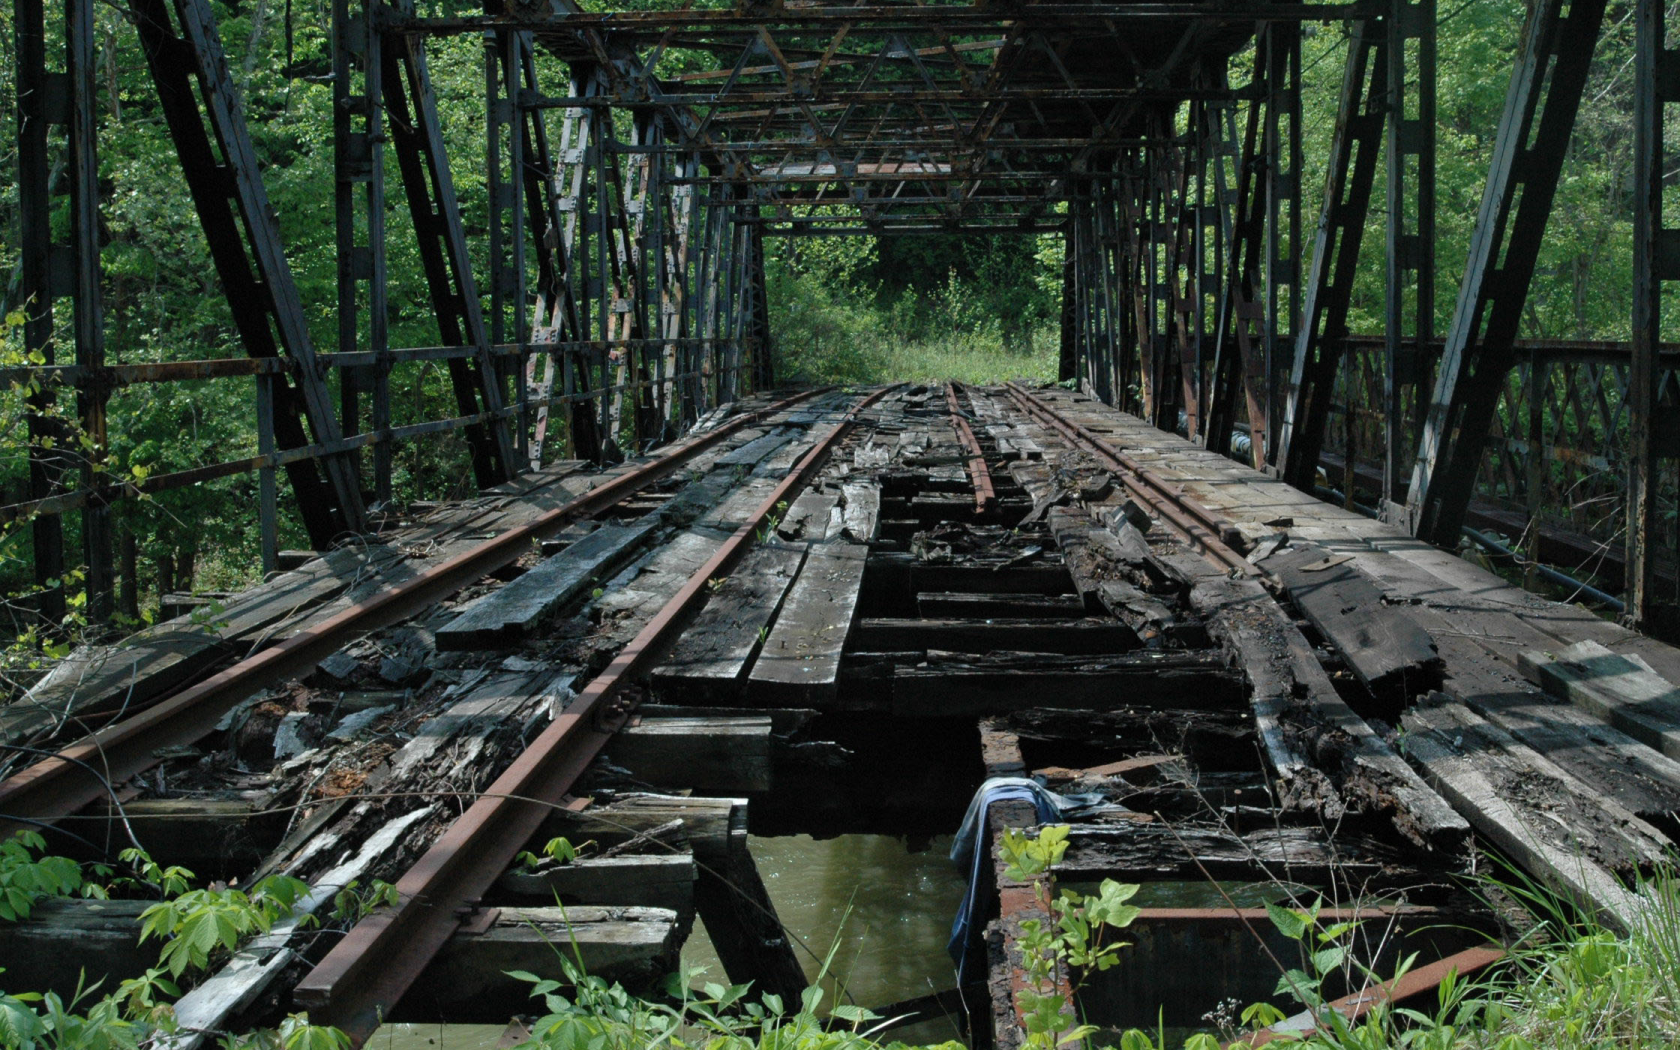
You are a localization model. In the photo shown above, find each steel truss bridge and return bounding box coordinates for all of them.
[11,0,1680,634]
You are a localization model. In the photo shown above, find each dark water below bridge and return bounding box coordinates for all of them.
[370,833,970,1050]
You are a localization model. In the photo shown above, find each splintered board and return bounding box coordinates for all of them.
[651,543,808,701]
[748,542,868,705]
[435,518,657,650]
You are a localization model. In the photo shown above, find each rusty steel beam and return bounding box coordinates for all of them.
[0,388,826,832]
[1278,19,1386,491]
[1004,383,1255,577]
[1234,945,1505,1047]
[946,382,997,515]
[294,385,899,1042]
[1406,0,1609,545]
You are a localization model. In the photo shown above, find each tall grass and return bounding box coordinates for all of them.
[767,261,1059,387]
[496,864,1680,1050]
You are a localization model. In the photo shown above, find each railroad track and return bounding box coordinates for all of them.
[9,380,1661,1050]
[293,385,898,1037]
[0,388,832,826]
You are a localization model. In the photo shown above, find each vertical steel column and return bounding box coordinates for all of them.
[1192,98,1222,426]
[748,222,773,392]
[257,373,278,575]
[1382,0,1436,511]
[1629,0,1679,631]
[1201,94,1239,441]
[698,192,725,410]
[383,0,518,486]
[1058,232,1078,384]
[134,0,366,545]
[592,107,617,444]
[67,0,111,621]
[1100,176,1124,405]
[1264,22,1302,466]
[14,0,66,624]
[1206,39,1270,468]
[334,0,389,503]
[646,125,668,428]
[518,65,570,467]
[1280,20,1387,491]
[1167,109,1202,440]
[1069,194,1093,396]
[1407,0,1608,545]
[1122,162,1149,415]
[486,27,529,459]
[1141,148,1165,425]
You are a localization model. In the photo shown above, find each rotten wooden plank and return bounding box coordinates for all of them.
[1264,544,1442,700]
[1189,575,1470,856]
[840,482,881,543]
[749,542,868,705]
[496,853,696,914]
[606,715,774,793]
[1517,640,1680,761]
[651,543,807,701]
[397,906,684,1023]
[853,617,1141,655]
[435,518,657,650]
[1401,693,1657,932]
[916,592,1088,619]
[891,651,1243,717]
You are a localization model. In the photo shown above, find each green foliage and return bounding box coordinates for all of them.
[508,955,963,1050]
[999,824,1070,881]
[767,237,1060,388]
[0,978,146,1050]
[0,832,99,922]
[518,836,595,870]
[138,873,311,978]
[1001,828,1144,1050]
[328,878,399,924]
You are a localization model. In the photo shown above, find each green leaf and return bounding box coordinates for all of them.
[1265,901,1309,941]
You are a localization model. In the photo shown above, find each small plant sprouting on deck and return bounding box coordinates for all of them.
[517,836,595,870]
[1002,826,1144,1050]
[0,832,358,1050]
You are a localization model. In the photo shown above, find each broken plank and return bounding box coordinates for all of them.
[840,482,881,543]
[1517,640,1680,761]
[715,427,794,467]
[1053,822,1411,885]
[853,617,1140,655]
[651,543,807,701]
[495,853,696,914]
[606,716,774,793]
[916,592,1088,619]
[1431,632,1680,834]
[1190,575,1469,855]
[778,489,841,542]
[749,543,868,705]
[436,518,656,649]
[891,651,1243,717]
[1265,544,1442,700]
[394,906,683,1023]
[1401,694,1656,932]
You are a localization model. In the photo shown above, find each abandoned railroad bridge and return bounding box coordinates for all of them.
[6,0,1680,1046]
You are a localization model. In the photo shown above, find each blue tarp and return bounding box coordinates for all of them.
[946,777,1112,984]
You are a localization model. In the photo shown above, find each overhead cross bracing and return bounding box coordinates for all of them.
[411,0,1356,236]
[9,0,1680,657]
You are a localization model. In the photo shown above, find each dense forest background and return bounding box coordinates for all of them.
[0,0,1655,636]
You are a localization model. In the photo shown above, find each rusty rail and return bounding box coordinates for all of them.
[0,388,827,830]
[1231,945,1505,1047]
[945,381,997,515]
[1003,383,1256,577]
[294,384,900,1042]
